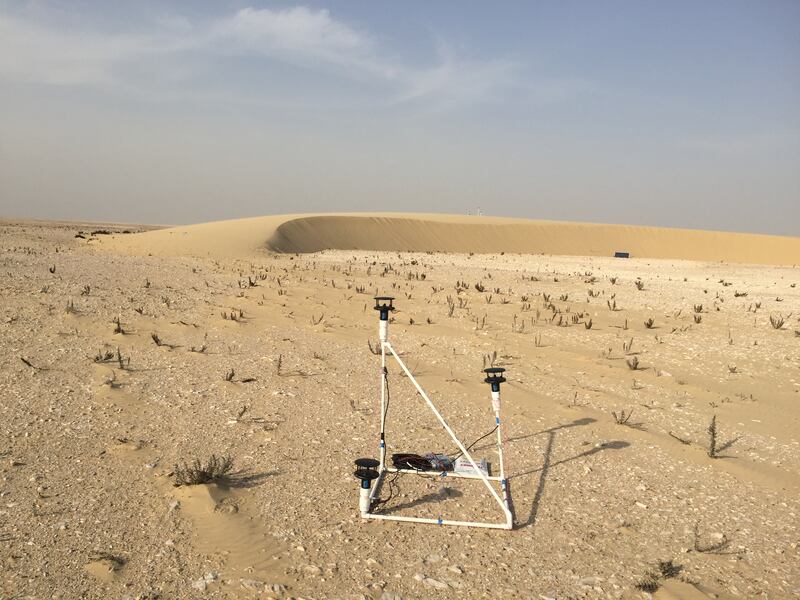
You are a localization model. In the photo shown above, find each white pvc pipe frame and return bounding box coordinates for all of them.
[364,318,513,530]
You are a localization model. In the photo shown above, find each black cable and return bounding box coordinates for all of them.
[451,425,498,461]
[370,469,401,510]
[382,365,389,430]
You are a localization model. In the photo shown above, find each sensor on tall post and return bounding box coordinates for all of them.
[374,296,394,342]
[484,367,506,411]
[484,367,509,509]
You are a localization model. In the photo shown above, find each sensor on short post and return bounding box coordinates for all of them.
[354,458,380,515]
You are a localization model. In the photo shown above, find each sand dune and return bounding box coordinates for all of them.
[105,213,800,265]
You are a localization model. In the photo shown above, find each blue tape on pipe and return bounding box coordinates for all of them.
[496,416,500,425]
[437,518,443,525]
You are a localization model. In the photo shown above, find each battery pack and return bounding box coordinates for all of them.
[454,457,489,477]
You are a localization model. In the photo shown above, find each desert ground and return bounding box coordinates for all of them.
[1,216,799,600]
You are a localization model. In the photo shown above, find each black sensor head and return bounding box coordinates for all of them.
[483,367,507,392]
[373,297,395,321]
[354,457,380,488]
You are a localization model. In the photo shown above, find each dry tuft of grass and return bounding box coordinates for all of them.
[612,409,633,425]
[769,314,785,330]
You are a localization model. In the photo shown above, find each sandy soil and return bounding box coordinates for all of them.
[1,218,799,600]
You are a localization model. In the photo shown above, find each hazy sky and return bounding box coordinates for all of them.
[1,1,798,235]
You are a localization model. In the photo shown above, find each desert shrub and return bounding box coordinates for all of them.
[634,572,659,592]
[173,454,233,486]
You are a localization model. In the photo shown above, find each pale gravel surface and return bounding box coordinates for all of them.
[1,222,799,600]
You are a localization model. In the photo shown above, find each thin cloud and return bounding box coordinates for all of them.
[213,7,369,57]
[0,5,531,106]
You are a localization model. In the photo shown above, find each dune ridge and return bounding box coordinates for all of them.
[106,213,800,265]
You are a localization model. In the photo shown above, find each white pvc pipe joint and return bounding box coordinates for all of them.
[491,390,501,412]
[359,486,372,515]
[379,320,388,342]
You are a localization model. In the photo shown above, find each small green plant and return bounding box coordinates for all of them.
[173,454,233,486]
[644,317,655,329]
[694,314,702,324]
[635,280,645,290]
[769,314,785,329]
[584,318,593,330]
[626,356,640,370]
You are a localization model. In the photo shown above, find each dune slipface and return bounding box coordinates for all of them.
[106,213,800,265]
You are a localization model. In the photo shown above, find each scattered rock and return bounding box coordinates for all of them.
[192,571,219,591]
[240,579,265,591]
[414,573,449,590]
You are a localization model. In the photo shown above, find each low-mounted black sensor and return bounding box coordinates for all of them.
[483,367,507,392]
[354,457,380,489]
[373,296,395,321]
